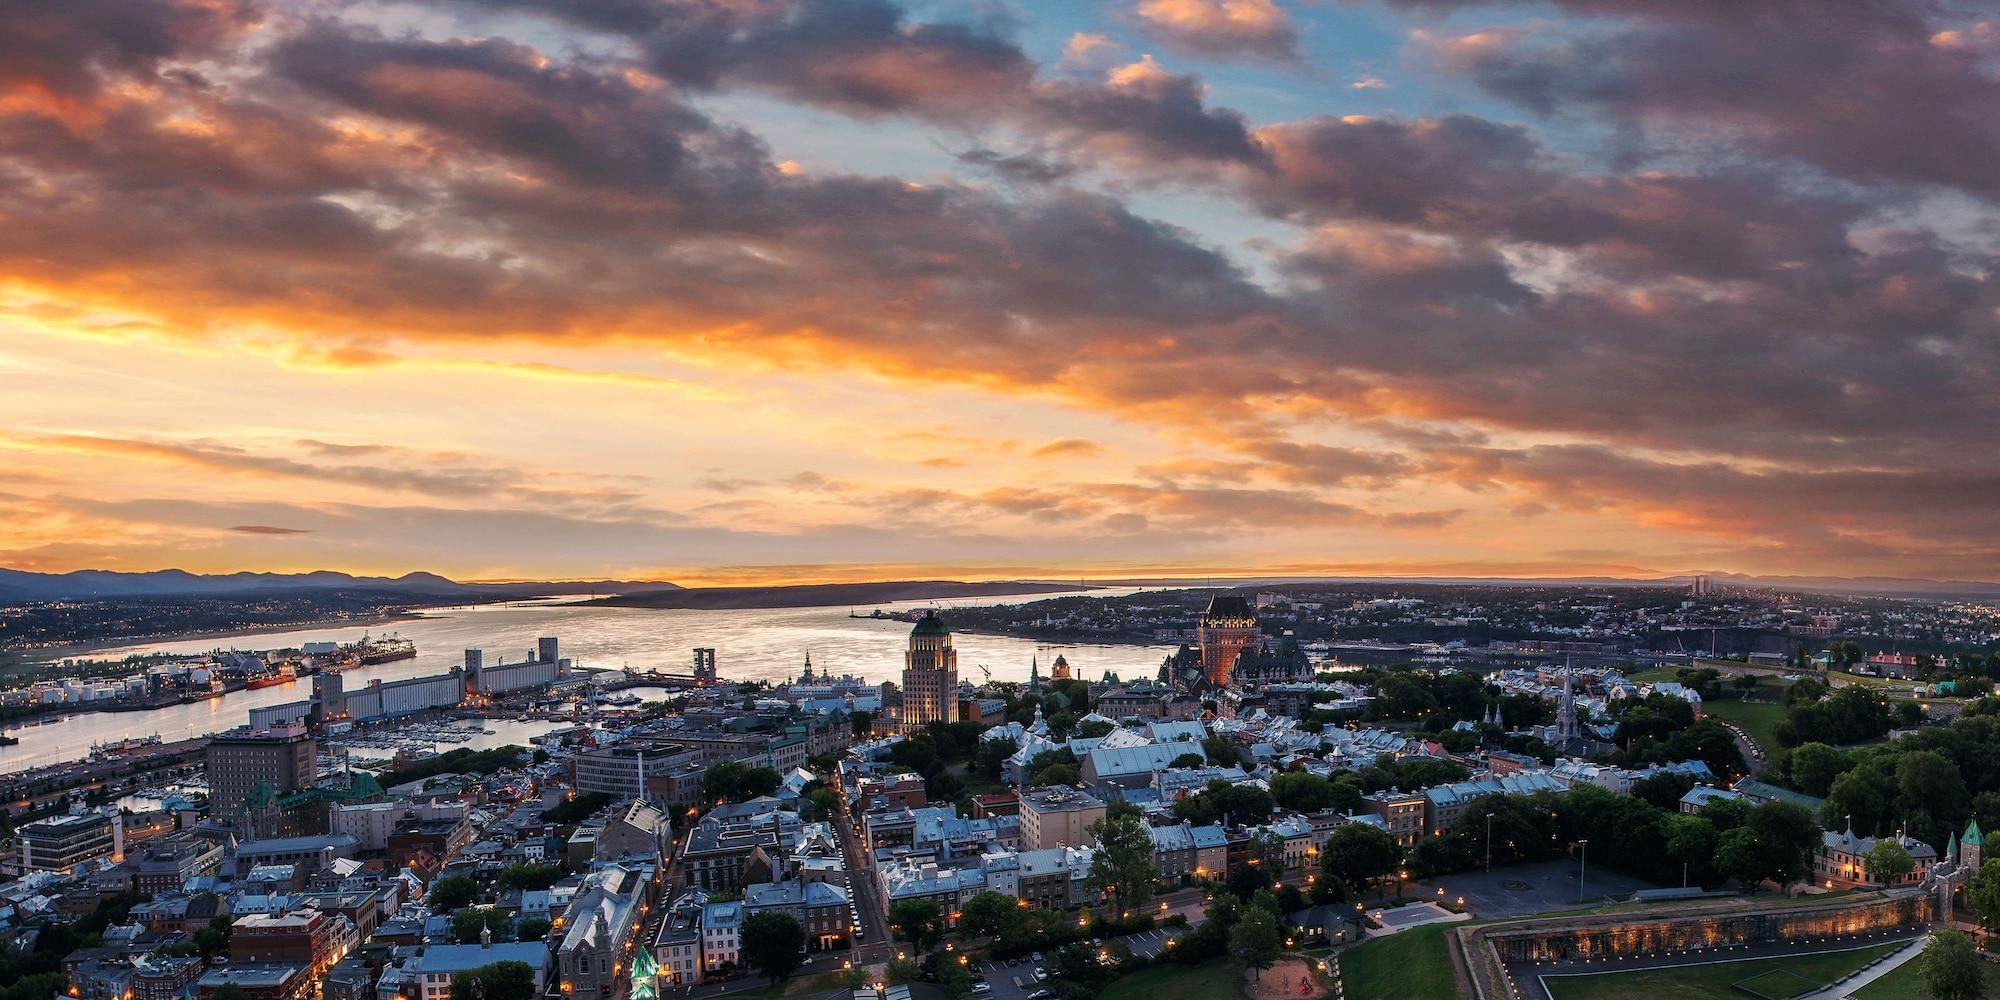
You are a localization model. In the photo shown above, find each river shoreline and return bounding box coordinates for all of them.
[34,609,450,662]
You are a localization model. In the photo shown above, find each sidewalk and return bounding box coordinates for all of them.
[1806,933,1927,1000]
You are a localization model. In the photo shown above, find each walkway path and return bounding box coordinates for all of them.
[1810,933,1927,1000]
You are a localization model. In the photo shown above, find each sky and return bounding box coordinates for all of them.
[3,0,2000,586]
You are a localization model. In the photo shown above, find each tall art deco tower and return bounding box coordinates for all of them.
[901,610,959,731]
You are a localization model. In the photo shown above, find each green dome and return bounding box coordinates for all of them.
[910,610,951,637]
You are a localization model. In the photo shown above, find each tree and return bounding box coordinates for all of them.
[1746,802,1819,888]
[935,952,976,1000]
[448,961,537,1000]
[210,987,254,1000]
[1320,823,1401,896]
[741,911,806,985]
[515,916,551,942]
[1662,814,1718,886]
[1089,812,1161,914]
[1714,827,1768,891]
[1030,763,1080,788]
[1966,858,2000,931]
[1228,906,1283,981]
[1823,766,1895,837]
[1170,752,1207,769]
[1921,928,1985,1000]
[700,761,782,804]
[1788,742,1849,798]
[1270,772,1336,813]
[451,907,513,944]
[427,874,478,911]
[497,862,565,892]
[888,899,943,951]
[957,891,1029,945]
[851,710,874,735]
[1864,840,1914,886]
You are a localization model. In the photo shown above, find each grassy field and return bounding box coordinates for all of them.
[1340,924,1466,1000]
[1543,941,1904,1000]
[1625,667,1683,684]
[1701,697,1791,753]
[1853,950,2000,1000]
[1100,960,1245,1000]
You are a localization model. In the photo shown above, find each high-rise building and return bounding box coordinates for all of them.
[207,724,316,825]
[900,611,958,731]
[1196,593,1259,687]
[692,648,717,683]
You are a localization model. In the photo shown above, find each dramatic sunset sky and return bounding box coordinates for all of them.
[3,0,1998,584]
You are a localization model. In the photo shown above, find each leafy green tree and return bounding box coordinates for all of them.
[1966,858,2000,930]
[956,891,1029,945]
[851,710,874,735]
[1823,766,1894,836]
[1270,772,1336,813]
[1788,742,1849,798]
[1714,827,1767,891]
[1228,906,1283,981]
[700,761,781,804]
[451,907,513,944]
[935,953,976,1000]
[1662,814,1718,886]
[741,911,806,985]
[1320,822,1400,896]
[427,874,478,911]
[1898,750,1970,847]
[1746,802,1819,887]
[210,987,256,1000]
[1864,840,1914,886]
[497,862,565,892]
[448,961,537,1000]
[515,916,551,942]
[1921,928,1985,1000]
[806,786,840,820]
[888,899,943,951]
[1089,812,1161,914]
[1030,763,1080,787]
[1170,752,1207,769]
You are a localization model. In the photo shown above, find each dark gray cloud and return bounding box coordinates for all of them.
[1400,0,2000,197]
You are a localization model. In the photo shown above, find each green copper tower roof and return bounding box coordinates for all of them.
[910,610,951,637]
[1967,819,1985,847]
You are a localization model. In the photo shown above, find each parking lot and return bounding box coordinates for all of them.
[1412,859,1659,919]
[970,927,1183,1000]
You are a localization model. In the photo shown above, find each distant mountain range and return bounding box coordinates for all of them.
[584,580,1089,610]
[0,568,683,602]
[6,565,1998,605]
[1083,571,2000,600]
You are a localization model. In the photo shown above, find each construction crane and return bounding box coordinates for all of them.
[976,664,992,684]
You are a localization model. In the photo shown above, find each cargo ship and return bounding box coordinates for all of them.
[357,634,416,665]
[245,663,299,690]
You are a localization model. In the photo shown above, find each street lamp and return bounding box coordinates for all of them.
[1485,813,1494,872]
[1575,839,1589,902]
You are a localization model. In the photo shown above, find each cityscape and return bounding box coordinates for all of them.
[5,2,2000,1000]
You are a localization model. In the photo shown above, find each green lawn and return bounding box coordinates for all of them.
[1543,941,1904,1000]
[1853,950,2000,1000]
[1625,667,1683,684]
[1100,959,1245,1000]
[1701,697,1790,753]
[1340,924,1466,1000]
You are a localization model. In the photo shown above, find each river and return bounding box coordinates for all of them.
[4,588,1173,775]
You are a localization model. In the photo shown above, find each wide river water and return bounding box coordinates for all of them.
[6,588,1173,775]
